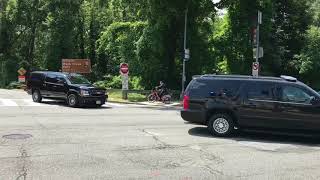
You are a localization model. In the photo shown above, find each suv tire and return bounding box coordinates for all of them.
[208,113,234,137]
[67,94,78,107]
[32,90,42,103]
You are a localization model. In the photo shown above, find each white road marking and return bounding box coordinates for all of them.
[0,99,18,106]
[238,141,297,151]
[105,102,126,107]
[23,99,44,106]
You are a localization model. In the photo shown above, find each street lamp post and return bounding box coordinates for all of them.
[181,7,188,97]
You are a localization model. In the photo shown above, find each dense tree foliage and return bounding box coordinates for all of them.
[0,0,319,89]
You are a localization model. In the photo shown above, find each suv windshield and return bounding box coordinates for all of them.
[67,74,90,85]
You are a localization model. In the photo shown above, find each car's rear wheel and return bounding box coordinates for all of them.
[208,114,234,137]
[32,90,42,103]
[67,94,78,107]
[162,95,171,104]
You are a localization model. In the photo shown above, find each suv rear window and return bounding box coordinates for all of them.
[186,78,243,99]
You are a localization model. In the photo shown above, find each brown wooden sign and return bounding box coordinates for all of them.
[62,59,91,73]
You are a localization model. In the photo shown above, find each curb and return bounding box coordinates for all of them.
[108,100,182,107]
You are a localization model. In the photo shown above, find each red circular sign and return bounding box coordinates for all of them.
[252,63,259,71]
[120,63,129,75]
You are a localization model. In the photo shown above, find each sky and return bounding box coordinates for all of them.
[211,0,227,16]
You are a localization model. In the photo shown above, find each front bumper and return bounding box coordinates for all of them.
[78,95,107,105]
[181,110,206,125]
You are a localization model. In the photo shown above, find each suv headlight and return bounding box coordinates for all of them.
[80,90,90,96]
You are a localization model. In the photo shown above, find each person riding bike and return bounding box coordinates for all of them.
[155,81,168,98]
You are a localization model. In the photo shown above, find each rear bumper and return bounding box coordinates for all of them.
[181,110,206,125]
[78,95,107,105]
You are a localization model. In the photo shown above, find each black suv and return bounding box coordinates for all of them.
[27,71,107,107]
[181,75,320,137]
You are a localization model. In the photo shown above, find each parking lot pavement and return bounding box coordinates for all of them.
[1,89,320,180]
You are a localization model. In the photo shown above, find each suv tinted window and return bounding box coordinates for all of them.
[30,73,44,81]
[246,82,275,100]
[45,74,58,83]
[281,86,312,104]
[187,78,242,99]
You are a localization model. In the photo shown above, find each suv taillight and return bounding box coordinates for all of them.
[183,95,190,110]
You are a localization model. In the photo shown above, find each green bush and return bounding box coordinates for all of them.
[130,76,144,90]
[6,81,24,89]
[94,75,144,90]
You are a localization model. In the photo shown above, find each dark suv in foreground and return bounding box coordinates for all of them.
[27,71,107,107]
[181,75,320,137]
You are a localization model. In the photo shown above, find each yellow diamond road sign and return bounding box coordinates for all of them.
[18,67,27,76]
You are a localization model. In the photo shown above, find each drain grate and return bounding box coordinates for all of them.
[2,134,33,140]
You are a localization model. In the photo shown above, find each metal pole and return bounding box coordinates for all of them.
[181,7,188,96]
[256,17,260,64]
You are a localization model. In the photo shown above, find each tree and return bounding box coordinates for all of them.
[96,21,146,77]
[45,0,83,71]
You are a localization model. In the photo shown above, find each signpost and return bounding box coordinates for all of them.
[62,59,91,73]
[17,67,27,76]
[253,47,264,59]
[18,76,26,83]
[120,63,129,100]
[17,67,27,83]
[252,62,260,77]
[253,10,262,76]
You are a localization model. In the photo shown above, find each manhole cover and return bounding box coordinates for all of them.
[2,134,33,140]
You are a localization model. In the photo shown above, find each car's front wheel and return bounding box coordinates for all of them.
[32,90,42,103]
[67,94,78,107]
[208,114,234,137]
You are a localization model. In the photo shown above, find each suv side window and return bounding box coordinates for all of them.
[56,76,67,84]
[281,86,312,104]
[188,79,242,99]
[247,82,275,101]
[45,74,58,83]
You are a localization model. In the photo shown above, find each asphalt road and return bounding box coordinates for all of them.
[1,89,320,180]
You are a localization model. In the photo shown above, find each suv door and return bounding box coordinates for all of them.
[44,74,59,97]
[238,81,278,128]
[276,84,320,130]
[54,76,68,98]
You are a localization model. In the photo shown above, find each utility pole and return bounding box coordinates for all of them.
[181,7,188,97]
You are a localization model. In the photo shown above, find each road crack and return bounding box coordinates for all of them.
[140,129,169,149]
[16,146,28,180]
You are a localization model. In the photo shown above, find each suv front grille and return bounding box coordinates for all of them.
[91,90,105,96]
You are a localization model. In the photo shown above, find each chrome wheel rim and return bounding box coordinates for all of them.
[33,92,39,101]
[68,95,76,106]
[213,118,229,134]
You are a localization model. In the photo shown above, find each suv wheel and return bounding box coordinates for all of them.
[67,94,78,107]
[208,114,234,137]
[32,90,42,103]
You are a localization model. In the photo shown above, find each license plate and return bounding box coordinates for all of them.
[96,101,101,105]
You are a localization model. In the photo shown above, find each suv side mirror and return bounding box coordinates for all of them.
[57,79,66,85]
[311,96,320,105]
